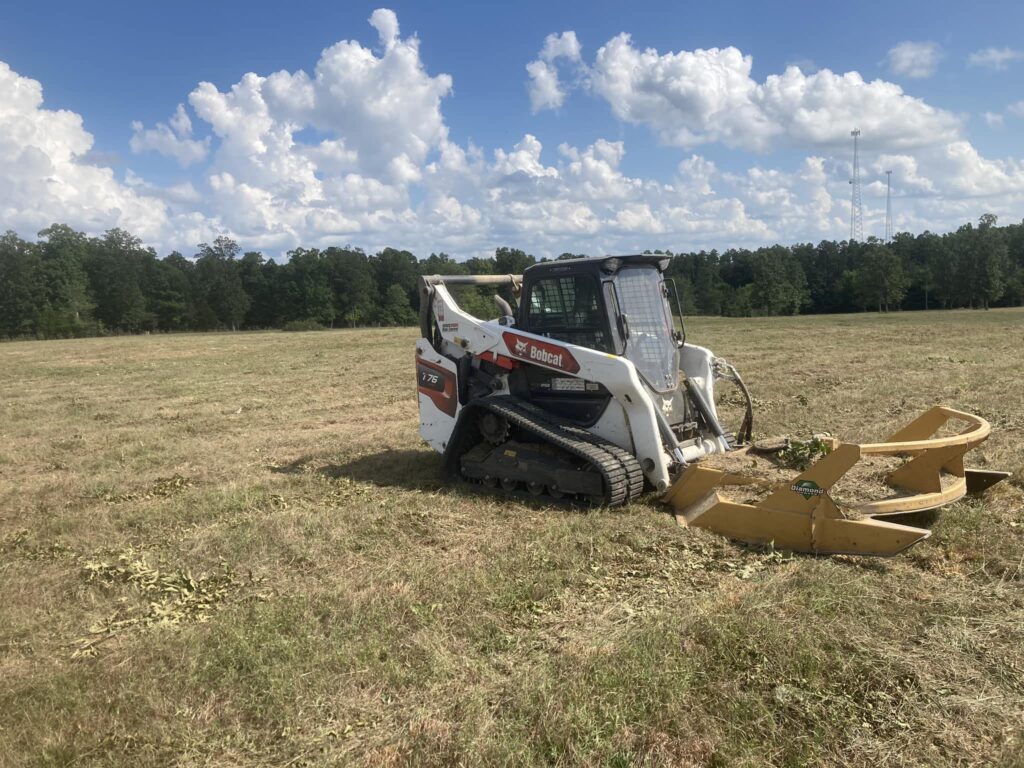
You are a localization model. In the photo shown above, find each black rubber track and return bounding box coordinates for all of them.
[527,408,646,503]
[495,397,646,503]
[444,395,644,507]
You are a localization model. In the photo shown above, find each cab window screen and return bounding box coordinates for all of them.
[613,267,679,392]
[526,275,610,352]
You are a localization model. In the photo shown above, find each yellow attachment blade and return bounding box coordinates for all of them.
[662,406,1001,557]
[664,442,932,557]
[671,490,930,556]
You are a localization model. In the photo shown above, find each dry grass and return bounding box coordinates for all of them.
[1,309,1022,767]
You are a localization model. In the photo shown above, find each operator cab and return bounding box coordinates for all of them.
[511,255,686,425]
[517,255,684,393]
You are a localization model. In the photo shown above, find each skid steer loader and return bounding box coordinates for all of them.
[415,255,1006,556]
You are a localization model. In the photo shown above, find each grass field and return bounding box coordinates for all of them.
[2,309,1023,767]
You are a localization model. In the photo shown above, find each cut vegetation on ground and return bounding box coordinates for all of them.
[1,309,1023,766]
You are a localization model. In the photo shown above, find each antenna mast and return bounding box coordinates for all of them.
[885,169,893,242]
[849,129,863,242]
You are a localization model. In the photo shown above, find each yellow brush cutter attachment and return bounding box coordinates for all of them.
[664,407,1008,556]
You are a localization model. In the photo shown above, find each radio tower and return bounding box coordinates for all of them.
[849,129,863,242]
[885,170,893,242]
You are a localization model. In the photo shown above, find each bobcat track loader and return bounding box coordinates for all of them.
[415,255,1005,556]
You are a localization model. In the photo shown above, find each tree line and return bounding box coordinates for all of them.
[1,214,1022,339]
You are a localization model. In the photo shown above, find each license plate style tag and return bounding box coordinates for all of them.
[551,378,585,392]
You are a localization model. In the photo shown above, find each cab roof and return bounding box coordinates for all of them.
[523,254,671,280]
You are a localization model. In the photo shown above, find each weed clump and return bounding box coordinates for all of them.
[779,436,833,470]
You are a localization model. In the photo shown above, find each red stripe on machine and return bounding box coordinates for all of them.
[415,356,458,417]
[479,351,517,370]
[501,331,580,374]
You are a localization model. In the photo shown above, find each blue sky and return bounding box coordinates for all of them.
[1,1,1023,258]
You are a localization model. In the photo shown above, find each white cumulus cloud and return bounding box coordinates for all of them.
[369,8,400,49]
[526,31,582,112]
[983,111,1004,128]
[885,41,942,78]
[967,47,1024,70]
[146,8,458,249]
[526,60,565,112]
[0,60,171,241]
[587,36,960,152]
[130,103,210,166]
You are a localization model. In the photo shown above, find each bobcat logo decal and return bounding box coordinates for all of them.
[502,332,581,374]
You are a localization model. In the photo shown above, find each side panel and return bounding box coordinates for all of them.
[587,399,634,454]
[681,343,720,421]
[416,339,460,453]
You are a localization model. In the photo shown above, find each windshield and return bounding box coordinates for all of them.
[610,267,679,393]
[525,274,613,352]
